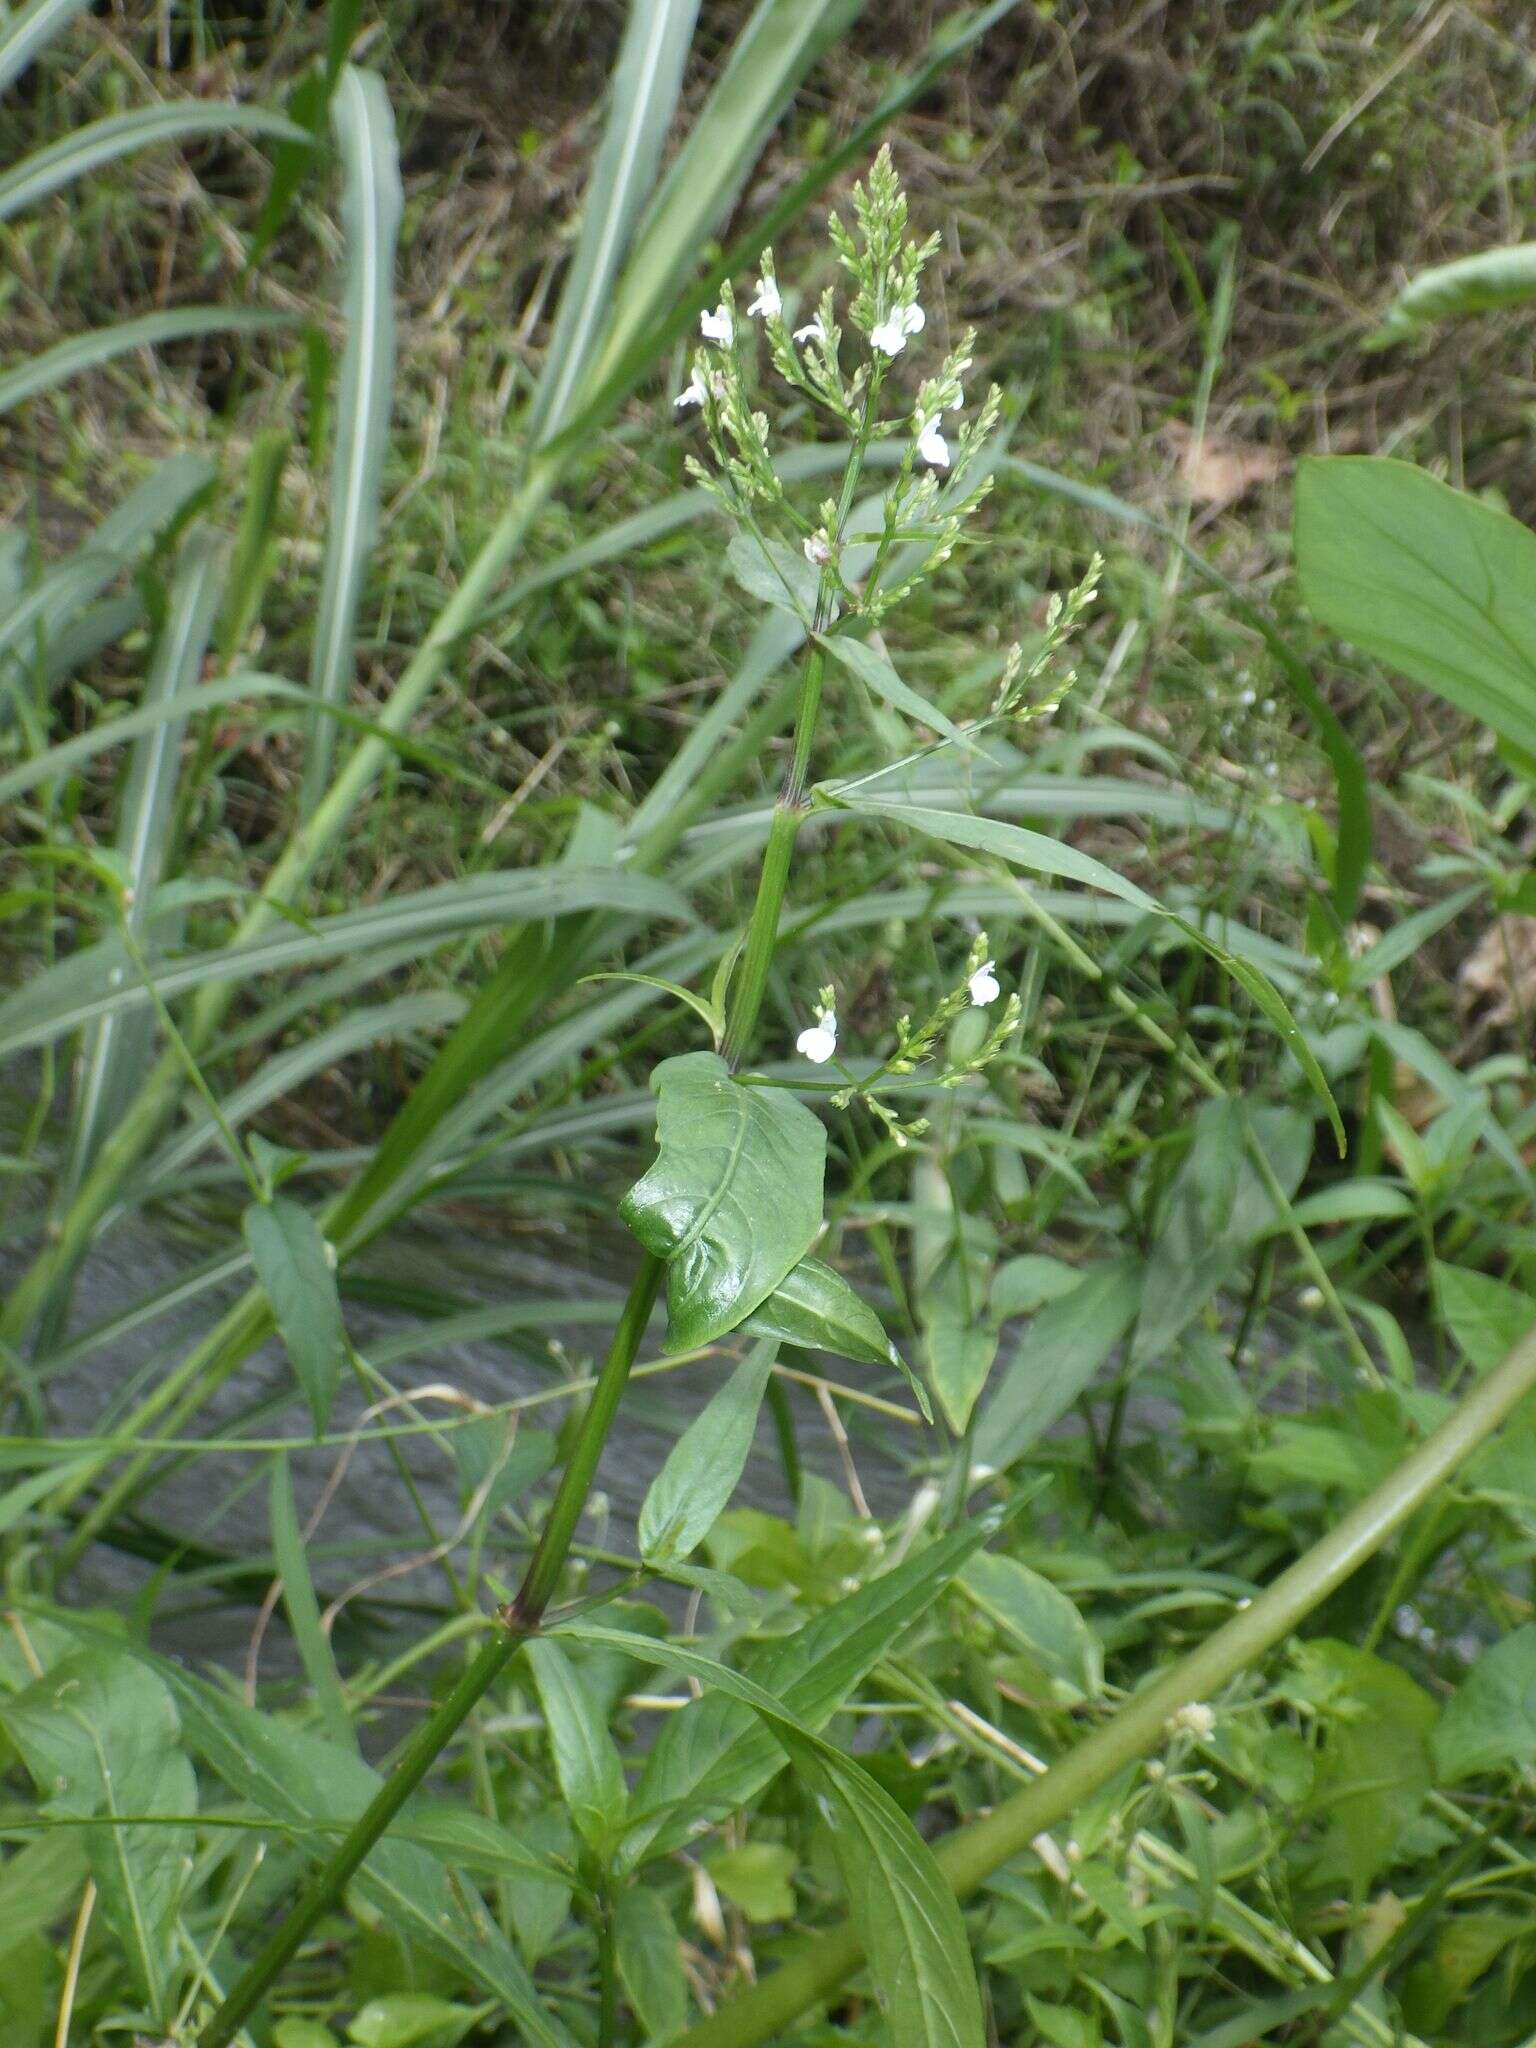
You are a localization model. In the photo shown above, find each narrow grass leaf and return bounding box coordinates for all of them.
[0,0,93,94]
[639,1337,777,1564]
[527,0,699,445]
[300,67,402,818]
[0,307,293,417]
[0,101,306,221]
[572,0,865,416]
[67,532,223,1190]
[269,1452,354,1749]
[0,866,691,1056]
[244,1198,346,1433]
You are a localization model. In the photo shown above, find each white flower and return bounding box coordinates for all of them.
[673,367,707,411]
[700,303,734,345]
[1168,1701,1216,1740]
[803,532,832,567]
[967,960,1000,1007]
[870,300,925,357]
[796,1007,838,1064]
[916,415,950,468]
[747,276,781,320]
[792,317,825,346]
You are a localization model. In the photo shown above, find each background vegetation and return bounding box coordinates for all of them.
[5,3,1536,2045]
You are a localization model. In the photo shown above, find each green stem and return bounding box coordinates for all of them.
[197,1252,663,2048]
[671,1320,1536,2048]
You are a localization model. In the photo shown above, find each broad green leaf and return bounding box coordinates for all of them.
[1436,1264,1536,1377]
[639,1338,777,1564]
[527,0,699,445]
[1402,1911,1530,2036]
[244,1197,346,1433]
[974,1260,1143,1475]
[1433,1625,1536,1782]
[0,306,293,417]
[276,2024,342,2048]
[402,1802,571,1890]
[269,1453,353,1749]
[628,1508,1009,1859]
[66,533,223,1194]
[842,793,1341,1146]
[1300,1640,1437,1900]
[818,631,963,740]
[613,1884,689,2043]
[0,0,92,94]
[3,1649,195,2023]
[555,1625,985,2048]
[959,1553,1100,1703]
[0,101,306,221]
[1133,1102,1312,1366]
[301,67,403,818]
[1371,240,1536,345]
[706,1841,797,1922]
[523,1638,629,1859]
[1296,456,1536,755]
[620,1051,825,1351]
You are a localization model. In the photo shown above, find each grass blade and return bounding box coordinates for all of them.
[526,0,700,447]
[0,0,91,94]
[66,532,224,1193]
[0,102,306,222]
[0,307,293,418]
[299,67,402,819]
[570,0,866,419]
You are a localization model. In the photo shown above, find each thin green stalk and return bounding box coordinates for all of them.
[671,1320,1536,2048]
[197,1252,663,2048]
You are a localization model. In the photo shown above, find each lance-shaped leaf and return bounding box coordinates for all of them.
[745,1254,932,1419]
[639,1337,777,1564]
[620,1051,825,1351]
[4,1649,196,2025]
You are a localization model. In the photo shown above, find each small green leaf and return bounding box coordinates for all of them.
[1300,1640,1438,1900]
[990,1255,1085,1320]
[639,1338,777,1565]
[275,2024,342,2048]
[524,1638,628,1860]
[1437,1264,1536,1378]
[579,969,723,1043]
[620,1051,825,1351]
[1434,1624,1536,1783]
[974,1260,1143,1474]
[1370,241,1536,344]
[923,1246,999,1434]
[705,1841,797,1922]
[817,632,964,740]
[745,1255,884,1363]
[960,1552,1101,1703]
[727,531,820,619]
[4,1649,196,2024]
[243,1196,346,1433]
[347,1995,479,2048]
[613,1884,689,2043]
[268,1453,353,1750]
